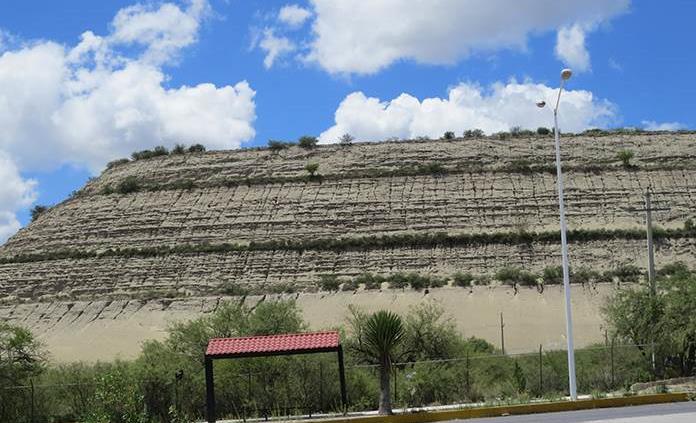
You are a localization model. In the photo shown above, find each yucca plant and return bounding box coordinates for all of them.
[350,309,405,414]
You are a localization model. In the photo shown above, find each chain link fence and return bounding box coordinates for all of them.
[2,342,664,422]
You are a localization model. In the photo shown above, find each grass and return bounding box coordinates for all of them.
[3,227,696,265]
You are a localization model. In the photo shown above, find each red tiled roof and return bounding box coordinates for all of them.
[206,331,340,357]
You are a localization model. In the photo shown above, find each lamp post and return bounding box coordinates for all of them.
[537,68,578,400]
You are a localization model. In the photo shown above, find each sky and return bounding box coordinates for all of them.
[0,0,694,243]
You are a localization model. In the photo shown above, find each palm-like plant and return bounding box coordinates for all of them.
[351,309,405,414]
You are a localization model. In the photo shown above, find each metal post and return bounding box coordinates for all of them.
[610,337,615,388]
[500,312,505,355]
[554,107,578,400]
[645,190,656,294]
[30,378,35,423]
[539,344,543,395]
[337,346,348,414]
[319,361,324,413]
[205,357,216,423]
[465,350,471,399]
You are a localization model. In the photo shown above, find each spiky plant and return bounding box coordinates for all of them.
[357,310,405,414]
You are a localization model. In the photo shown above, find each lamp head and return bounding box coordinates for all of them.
[536,100,547,108]
[561,68,572,81]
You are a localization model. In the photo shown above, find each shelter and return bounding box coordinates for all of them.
[204,330,347,423]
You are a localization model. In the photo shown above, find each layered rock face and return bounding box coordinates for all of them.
[0,132,695,360]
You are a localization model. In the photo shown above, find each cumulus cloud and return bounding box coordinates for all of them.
[304,0,629,75]
[258,29,296,68]
[0,0,256,242]
[555,24,591,72]
[642,120,686,131]
[278,4,312,28]
[0,153,36,243]
[319,81,615,143]
[0,0,256,172]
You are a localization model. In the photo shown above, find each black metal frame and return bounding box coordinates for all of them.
[205,345,347,423]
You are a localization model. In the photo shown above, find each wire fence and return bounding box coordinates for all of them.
[1,341,666,423]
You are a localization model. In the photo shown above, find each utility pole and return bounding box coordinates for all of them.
[623,189,670,294]
[645,191,656,293]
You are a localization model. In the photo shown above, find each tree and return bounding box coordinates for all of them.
[298,136,318,149]
[30,205,48,222]
[339,133,354,145]
[0,323,45,422]
[268,140,290,152]
[603,270,696,378]
[537,127,551,135]
[305,162,320,177]
[442,131,455,140]
[188,144,206,153]
[348,309,405,414]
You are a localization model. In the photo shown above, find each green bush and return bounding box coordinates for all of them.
[610,263,643,283]
[617,149,635,167]
[219,281,249,296]
[117,176,140,194]
[685,218,694,231]
[355,273,385,290]
[171,144,186,155]
[268,140,291,151]
[341,278,358,291]
[106,158,130,169]
[305,162,320,176]
[318,275,341,291]
[30,205,48,222]
[452,272,474,287]
[417,162,447,175]
[442,131,455,140]
[542,266,563,285]
[463,129,484,138]
[495,267,538,286]
[131,146,169,161]
[386,273,409,289]
[537,127,551,135]
[656,262,691,279]
[298,136,318,149]
[187,144,206,153]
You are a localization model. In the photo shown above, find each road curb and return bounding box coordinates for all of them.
[323,393,691,423]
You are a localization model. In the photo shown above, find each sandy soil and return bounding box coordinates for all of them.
[31,284,612,362]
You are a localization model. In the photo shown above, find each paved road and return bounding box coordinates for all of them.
[448,402,696,423]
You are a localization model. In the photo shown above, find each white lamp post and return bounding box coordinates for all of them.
[537,68,578,400]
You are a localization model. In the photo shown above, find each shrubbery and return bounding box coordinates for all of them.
[30,205,48,222]
[298,136,318,149]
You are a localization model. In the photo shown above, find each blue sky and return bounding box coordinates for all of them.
[0,0,694,241]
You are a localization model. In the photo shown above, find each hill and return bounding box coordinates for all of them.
[1,131,695,360]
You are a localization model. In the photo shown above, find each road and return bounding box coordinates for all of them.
[448,402,696,423]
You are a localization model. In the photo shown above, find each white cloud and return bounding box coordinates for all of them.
[258,28,295,68]
[278,4,312,28]
[642,120,685,131]
[319,80,615,143]
[0,0,256,172]
[111,0,209,65]
[555,24,591,72]
[0,153,36,243]
[304,0,629,75]
[0,0,256,242]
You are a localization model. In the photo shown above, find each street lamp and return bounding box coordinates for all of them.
[537,68,578,400]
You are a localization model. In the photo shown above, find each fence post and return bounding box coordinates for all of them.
[538,344,543,395]
[393,366,398,406]
[30,378,35,423]
[465,350,470,399]
[610,337,615,387]
[500,312,506,355]
[319,361,324,413]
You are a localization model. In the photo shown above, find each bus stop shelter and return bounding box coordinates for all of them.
[205,330,347,423]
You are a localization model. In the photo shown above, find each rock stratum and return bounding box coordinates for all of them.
[1,132,695,361]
